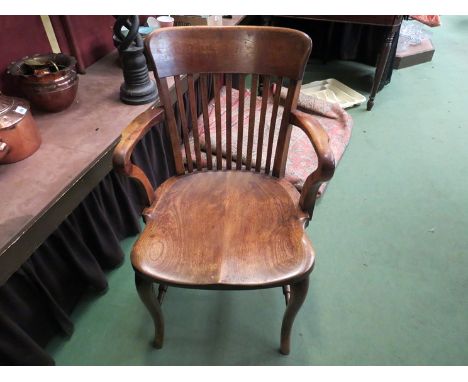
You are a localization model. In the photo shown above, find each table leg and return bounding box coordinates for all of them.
[367,26,398,111]
[323,22,335,64]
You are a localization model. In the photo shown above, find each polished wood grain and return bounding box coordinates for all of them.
[225,74,233,169]
[132,171,313,288]
[265,76,283,175]
[115,26,336,355]
[290,109,336,218]
[200,74,213,170]
[255,75,270,172]
[187,74,203,171]
[272,79,302,178]
[155,76,185,175]
[145,26,312,79]
[245,74,258,170]
[135,272,164,348]
[112,105,165,206]
[280,277,309,355]
[174,75,193,173]
[236,73,246,170]
[214,73,223,169]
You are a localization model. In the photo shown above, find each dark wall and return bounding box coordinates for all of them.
[49,16,116,69]
[0,16,52,94]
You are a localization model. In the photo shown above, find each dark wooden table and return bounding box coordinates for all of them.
[0,52,150,285]
[265,15,403,110]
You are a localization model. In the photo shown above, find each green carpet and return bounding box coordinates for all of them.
[47,16,468,365]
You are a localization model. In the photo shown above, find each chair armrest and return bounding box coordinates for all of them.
[113,105,165,206]
[289,109,335,218]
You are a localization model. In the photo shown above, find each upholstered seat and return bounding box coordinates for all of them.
[132,171,314,288]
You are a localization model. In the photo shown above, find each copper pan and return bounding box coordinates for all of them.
[0,94,41,164]
[8,53,79,113]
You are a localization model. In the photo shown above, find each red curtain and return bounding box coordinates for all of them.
[0,15,116,94]
[49,16,116,73]
[0,16,52,94]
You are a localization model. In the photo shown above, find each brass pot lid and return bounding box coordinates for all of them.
[0,93,30,130]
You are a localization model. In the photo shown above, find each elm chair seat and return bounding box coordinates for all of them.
[132,171,314,287]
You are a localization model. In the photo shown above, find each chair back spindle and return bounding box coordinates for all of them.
[174,75,193,173]
[236,74,246,170]
[245,73,259,170]
[213,73,224,170]
[225,74,233,170]
[265,76,283,175]
[200,74,213,170]
[255,75,271,173]
[187,74,203,171]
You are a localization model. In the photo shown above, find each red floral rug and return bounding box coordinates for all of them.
[182,85,353,198]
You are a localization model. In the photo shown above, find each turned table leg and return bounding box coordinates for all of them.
[367,24,400,111]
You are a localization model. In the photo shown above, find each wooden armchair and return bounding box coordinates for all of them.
[113,26,335,355]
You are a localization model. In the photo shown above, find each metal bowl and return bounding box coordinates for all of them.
[8,53,79,113]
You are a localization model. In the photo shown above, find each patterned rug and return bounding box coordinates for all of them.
[182,84,353,198]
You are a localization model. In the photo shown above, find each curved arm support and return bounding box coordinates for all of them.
[289,109,335,218]
[112,105,165,207]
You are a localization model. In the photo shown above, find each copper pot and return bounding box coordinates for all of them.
[8,53,78,113]
[0,94,41,164]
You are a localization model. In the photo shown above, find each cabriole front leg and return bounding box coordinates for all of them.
[280,277,309,355]
[135,272,164,348]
